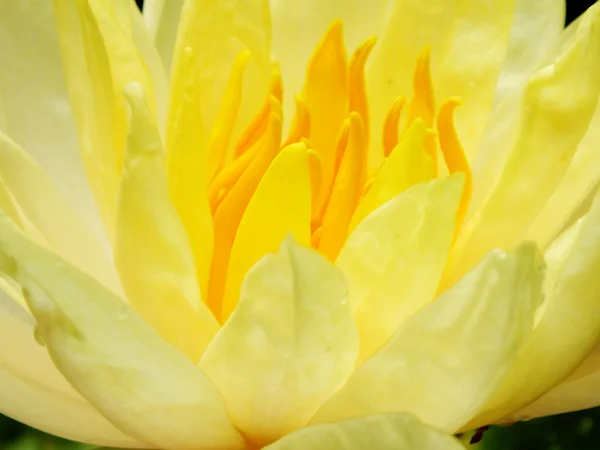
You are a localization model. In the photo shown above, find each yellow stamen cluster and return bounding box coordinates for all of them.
[201,20,472,321]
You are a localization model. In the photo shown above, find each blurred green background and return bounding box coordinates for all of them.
[2,0,599,449]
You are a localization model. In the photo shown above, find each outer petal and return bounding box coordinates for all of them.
[470,0,565,216]
[513,341,600,419]
[264,414,464,450]
[222,143,312,321]
[446,5,600,287]
[201,238,358,446]
[313,244,544,434]
[0,133,121,295]
[115,84,219,362]
[0,214,245,450]
[469,190,600,427]
[143,0,184,73]
[525,101,600,248]
[492,0,565,104]
[54,0,166,239]
[270,0,392,126]
[338,175,463,362]
[0,0,103,240]
[0,288,145,448]
[368,0,515,167]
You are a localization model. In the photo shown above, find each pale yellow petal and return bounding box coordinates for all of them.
[143,0,184,74]
[368,0,515,168]
[493,0,565,104]
[349,118,433,232]
[313,244,544,434]
[0,286,145,448]
[0,176,24,230]
[339,175,463,362]
[221,143,312,321]
[270,0,392,128]
[471,2,572,223]
[468,189,600,428]
[525,100,600,248]
[512,341,600,419]
[0,213,245,450]
[53,0,121,239]
[168,0,271,142]
[0,0,104,241]
[265,413,464,450]
[54,0,164,239]
[0,132,121,295]
[115,84,219,362]
[446,6,600,287]
[201,238,358,446]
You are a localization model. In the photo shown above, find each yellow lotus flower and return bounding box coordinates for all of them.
[3,0,600,448]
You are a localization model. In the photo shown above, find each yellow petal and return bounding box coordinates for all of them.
[0,290,145,448]
[446,5,600,286]
[264,413,464,450]
[512,341,600,419]
[313,244,544,433]
[208,100,283,317]
[368,0,515,167]
[494,0,565,104]
[0,213,245,450]
[525,100,600,248]
[0,1,104,240]
[0,132,121,295]
[468,189,600,428]
[221,143,312,322]
[53,0,121,239]
[115,84,219,362]
[349,119,433,232]
[471,3,576,226]
[143,0,184,73]
[270,0,391,129]
[164,48,214,303]
[0,176,24,230]
[201,237,358,446]
[340,175,463,362]
[304,20,349,216]
[168,0,271,142]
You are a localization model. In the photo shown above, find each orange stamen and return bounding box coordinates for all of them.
[304,20,349,225]
[232,67,283,159]
[438,97,472,237]
[207,97,283,319]
[318,112,367,261]
[282,95,311,147]
[349,36,376,142]
[206,50,250,180]
[405,47,437,175]
[383,96,406,157]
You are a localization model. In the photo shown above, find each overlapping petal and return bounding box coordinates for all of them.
[338,175,463,361]
[264,413,464,450]
[0,0,102,237]
[0,212,245,450]
[0,291,145,448]
[469,188,600,427]
[313,244,544,433]
[447,4,600,286]
[201,238,358,445]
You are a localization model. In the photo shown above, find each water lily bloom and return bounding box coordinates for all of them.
[3,0,600,448]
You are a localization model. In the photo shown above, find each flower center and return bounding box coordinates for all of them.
[203,20,472,321]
